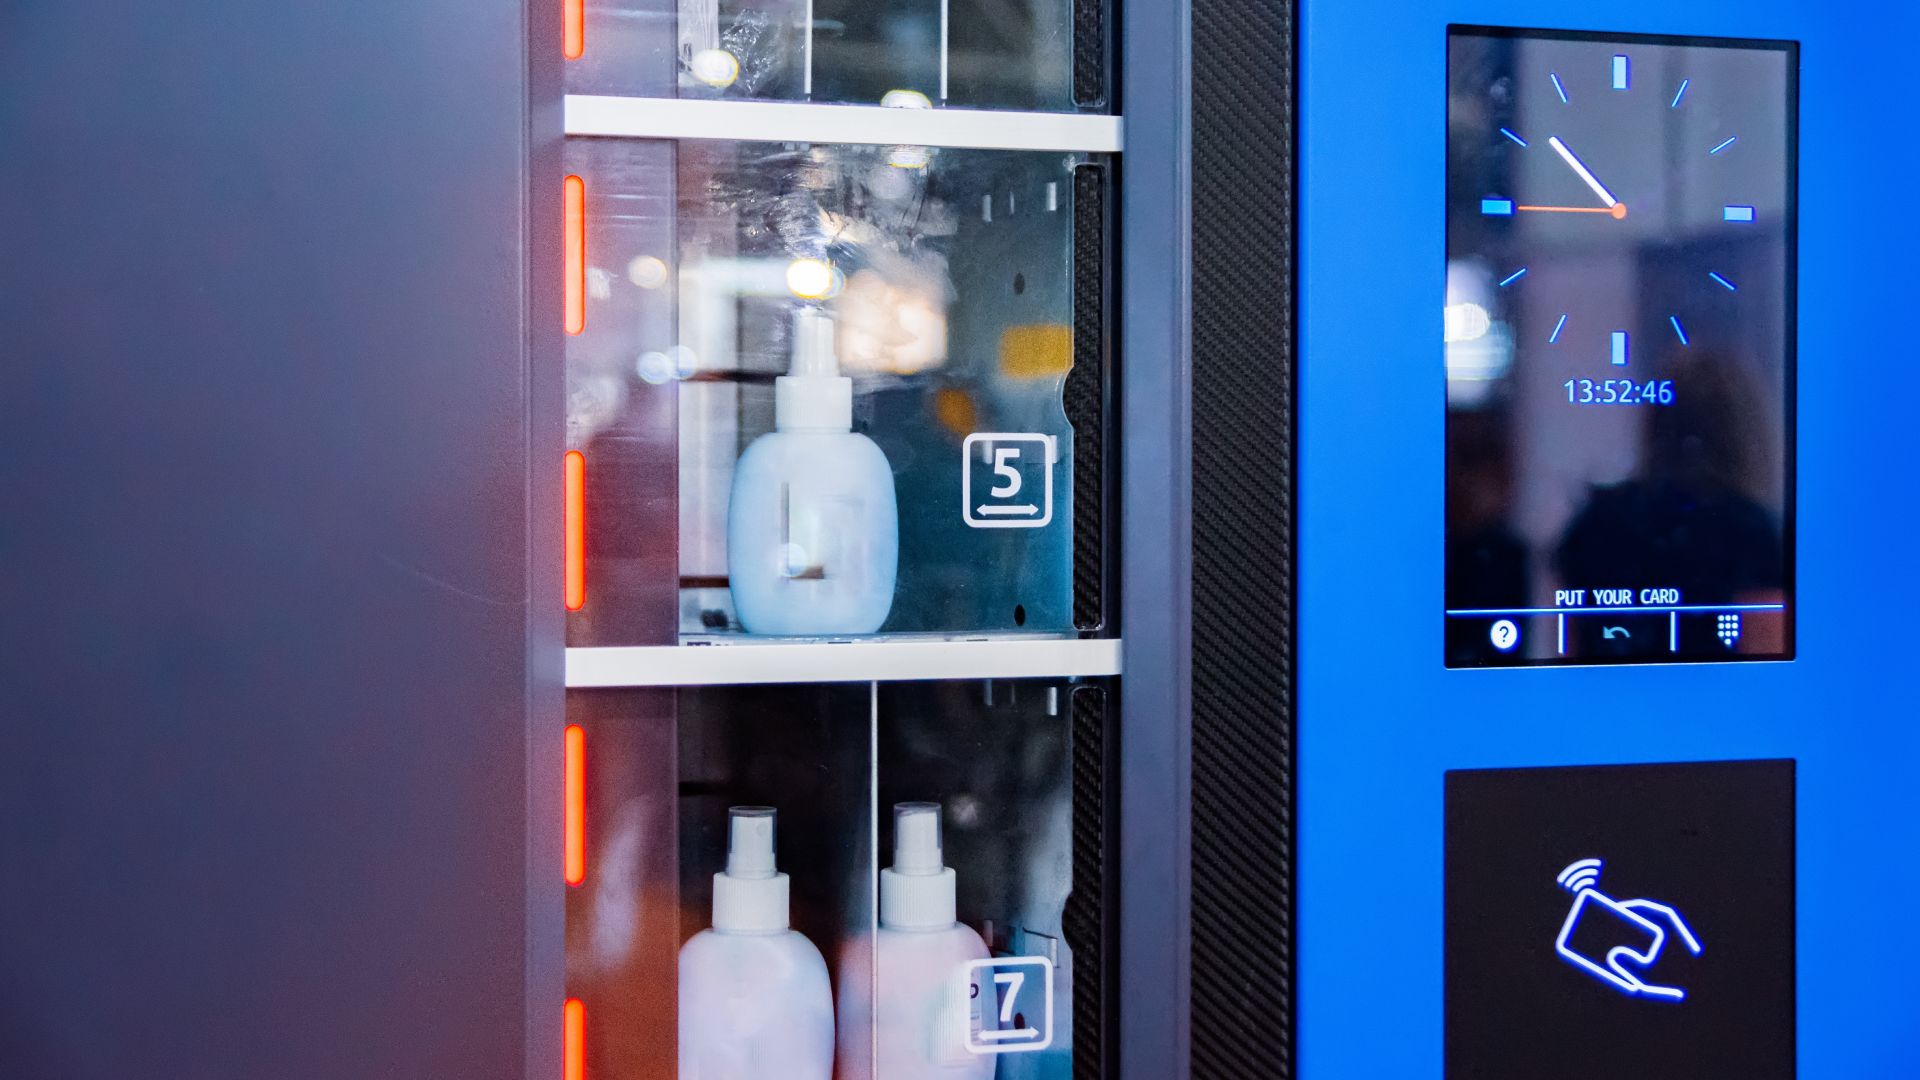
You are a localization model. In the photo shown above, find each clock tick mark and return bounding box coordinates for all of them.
[1498,267,1529,288]
[1550,72,1569,104]
[1500,127,1529,148]
[1709,136,1738,155]
[1671,79,1691,108]
[1550,314,1568,344]
[1709,271,1738,291]
[1670,316,1689,345]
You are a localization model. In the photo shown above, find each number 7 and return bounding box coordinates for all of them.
[993,971,1025,1026]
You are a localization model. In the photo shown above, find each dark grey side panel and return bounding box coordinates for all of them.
[0,3,559,1077]
[1118,0,1194,1075]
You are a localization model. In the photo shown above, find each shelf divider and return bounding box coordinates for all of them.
[566,638,1123,687]
[564,95,1124,153]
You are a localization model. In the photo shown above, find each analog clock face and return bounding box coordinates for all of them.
[1444,28,1796,668]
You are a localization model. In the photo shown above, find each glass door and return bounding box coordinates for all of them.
[554,2,1121,1075]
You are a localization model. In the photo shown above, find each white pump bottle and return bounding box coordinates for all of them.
[726,307,899,635]
[837,801,995,1080]
[678,806,834,1080]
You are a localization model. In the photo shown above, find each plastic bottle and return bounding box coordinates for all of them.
[838,802,996,1080]
[679,807,834,1080]
[726,308,898,635]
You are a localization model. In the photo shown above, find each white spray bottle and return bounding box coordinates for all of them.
[678,806,834,1080]
[838,801,995,1080]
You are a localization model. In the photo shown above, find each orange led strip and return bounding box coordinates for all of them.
[564,450,586,612]
[564,724,586,886]
[563,0,584,60]
[564,175,586,335]
[564,998,585,1080]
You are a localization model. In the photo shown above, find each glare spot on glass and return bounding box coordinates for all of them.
[887,146,932,170]
[785,257,837,299]
[626,255,669,289]
[880,89,932,109]
[780,543,813,577]
[1443,302,1492,343]
[667,345,698,379]
[636,351,675,384]
[689,48,740,88]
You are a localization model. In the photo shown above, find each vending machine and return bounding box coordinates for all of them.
[5,0,1918,1078]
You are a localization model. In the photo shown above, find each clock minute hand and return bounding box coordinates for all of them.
[1547,136,1619,209]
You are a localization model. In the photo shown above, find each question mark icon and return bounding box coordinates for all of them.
[1490,619,1520,652]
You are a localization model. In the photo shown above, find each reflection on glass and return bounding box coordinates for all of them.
[563,680,1092,1078]
[565,139,1090,644]
[567,0,1080,110]
[1445,30,1794,666]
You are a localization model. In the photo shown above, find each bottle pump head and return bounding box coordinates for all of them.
[774,307,853,432]
[880,801,958,930]
[712,806,790,932]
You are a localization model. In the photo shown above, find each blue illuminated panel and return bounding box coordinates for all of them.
[1612,53,1629,89]
[1725,204,1756,221]
[1481,198,1514,215]
[1305,6,1913,1078]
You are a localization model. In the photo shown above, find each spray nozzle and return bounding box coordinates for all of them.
[891,801,946,877]
[789,307,840,378]
[725,806,778,880]
[774,308,852,431]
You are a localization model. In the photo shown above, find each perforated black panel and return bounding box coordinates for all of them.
[1074,0,1107,107]
[1067,164,1111,633]
[1189,0,1296,1076]
[1063,684,1115,1080]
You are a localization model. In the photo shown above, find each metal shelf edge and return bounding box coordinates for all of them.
[564,95,1124,153]
[565,638,1124,687]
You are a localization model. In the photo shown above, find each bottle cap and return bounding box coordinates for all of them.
[880,801,958,930]
[774,308,853,431]
[713,806,790,932]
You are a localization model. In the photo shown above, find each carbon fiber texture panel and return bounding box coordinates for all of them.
[1189,0,1297,1076]
[1064,684,1114,1080]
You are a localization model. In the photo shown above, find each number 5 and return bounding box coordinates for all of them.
[990,447,1023,498]
[993,971,1025,1026]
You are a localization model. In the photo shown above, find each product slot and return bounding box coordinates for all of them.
[564,0,1088,111]
[564,137,1109,647]
[563,677,1107,1079]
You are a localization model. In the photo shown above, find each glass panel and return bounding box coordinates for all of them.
[568,0,1081,110]
[565,684,875,1080]
[565,138,1100,645]
[565,678,1105,1078]
[863,678,1091,1078]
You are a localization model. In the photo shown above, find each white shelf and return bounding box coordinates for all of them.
[564,95,1124,154]
[566,637,1122,688]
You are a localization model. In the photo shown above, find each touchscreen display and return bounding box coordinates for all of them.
[1445,28,1796,667]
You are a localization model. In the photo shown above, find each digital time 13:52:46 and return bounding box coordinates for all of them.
[1564,378,1675,406]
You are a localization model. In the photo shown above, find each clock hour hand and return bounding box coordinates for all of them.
[1547,136,1620,209]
